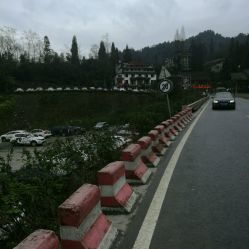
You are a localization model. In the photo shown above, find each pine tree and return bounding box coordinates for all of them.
[123,45,132,63]
[43,36,51,64]
[98,41,107,61]
[110,42,119,65]
[70,35,80,65]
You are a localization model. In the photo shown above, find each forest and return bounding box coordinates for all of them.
[0,27,249,93]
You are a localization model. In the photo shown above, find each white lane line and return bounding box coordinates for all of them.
[132,102,209,249]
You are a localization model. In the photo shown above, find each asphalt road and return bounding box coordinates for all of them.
[119,97,249,249]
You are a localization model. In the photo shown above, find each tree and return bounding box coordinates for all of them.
[98,41,107,61]
[43,36,51,64]
[123,45,132,63]
[110,42,119,65]
[70,35,80,65]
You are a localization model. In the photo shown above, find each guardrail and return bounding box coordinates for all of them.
[183,96,209,112]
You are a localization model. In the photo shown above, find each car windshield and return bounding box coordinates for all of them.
[215,92,233,98]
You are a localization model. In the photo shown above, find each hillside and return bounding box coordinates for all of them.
[0,90,200,135]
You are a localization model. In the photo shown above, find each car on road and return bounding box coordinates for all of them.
[31,129,52,138]
[212,92,236,110]
[1,130,27,142]
[10,133,45,146]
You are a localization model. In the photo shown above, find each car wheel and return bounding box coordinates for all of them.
[31,141,37,147]
[1,137,6,142]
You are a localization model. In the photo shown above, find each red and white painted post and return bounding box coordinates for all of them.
[166,119,179,137]
[161,120,176,141]
[171,116,183,132]
[153,125,171,147]
[98,161,138,213]
[58,184,118,249]
[137,136,160,167]
[121,144,152,184]
[174,114,185,129]
[148,130,167,156]
[13,229,59,249]
[178,111,189,126]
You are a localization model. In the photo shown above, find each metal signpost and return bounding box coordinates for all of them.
[159,79,174,117]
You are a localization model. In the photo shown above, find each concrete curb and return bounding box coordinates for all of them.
[98,161,139,213]
[13,229,59,249]
[58,184,118,249]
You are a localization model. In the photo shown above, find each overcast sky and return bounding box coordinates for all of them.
[0,0,248,56]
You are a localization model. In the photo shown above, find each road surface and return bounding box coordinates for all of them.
[119,97,249,249]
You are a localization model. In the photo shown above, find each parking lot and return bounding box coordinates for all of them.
[0,137,55,171]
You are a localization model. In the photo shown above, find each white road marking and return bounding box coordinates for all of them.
[132,102,209,249]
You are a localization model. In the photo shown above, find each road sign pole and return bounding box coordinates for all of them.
[166,94,172,118]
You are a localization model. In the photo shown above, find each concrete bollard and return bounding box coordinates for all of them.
[178,111,189,125]
[98,161,138,213]
[166,119,179,137]
[137,136,160,167]
[153,125,171,147]
[171,116,183,132]
[58,184,118,249]
[161,120,176,141]
[13,229,59,249]
[148,130,167,156]
[186,108,193,120]
[175,114,185,128]
[121,144,152,184]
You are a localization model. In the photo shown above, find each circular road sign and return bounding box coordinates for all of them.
[159,80,173,94]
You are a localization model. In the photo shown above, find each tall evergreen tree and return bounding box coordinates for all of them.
[123,45,132,63]
[98,41,107,61]
[70,35,80,65]
[43,36,51,64]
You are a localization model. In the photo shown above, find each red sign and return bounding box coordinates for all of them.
[192,84,211,89]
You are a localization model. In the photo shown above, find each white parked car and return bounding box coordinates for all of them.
[1,130,27,142]
[9,132,31,143]
[65,87,71,91]
[31,129,52,138]
[10,133,45,146]
[26,88,34,92]
[97,87,103,91]
[119,88,126,91]
[81,87,88,91]
[89,87,95,90]
[56,87,63,91]
[132,88,139,92]
[73,87,80,91]
[94,122,109,129]
[46,87,55,91]
[35,87,43,91]
[113,87,118,91]
[15,88,24,92]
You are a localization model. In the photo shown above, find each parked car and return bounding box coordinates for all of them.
[212,92,236,110]
[1,130,27,142]
[10,133,45,146]
[15,88,24,92]
[94,122,109,129]
[51,126,85,136]
[9,132,31,144]
[31,129,52,138]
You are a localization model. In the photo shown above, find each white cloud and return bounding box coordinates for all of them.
[0,0,248,56]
